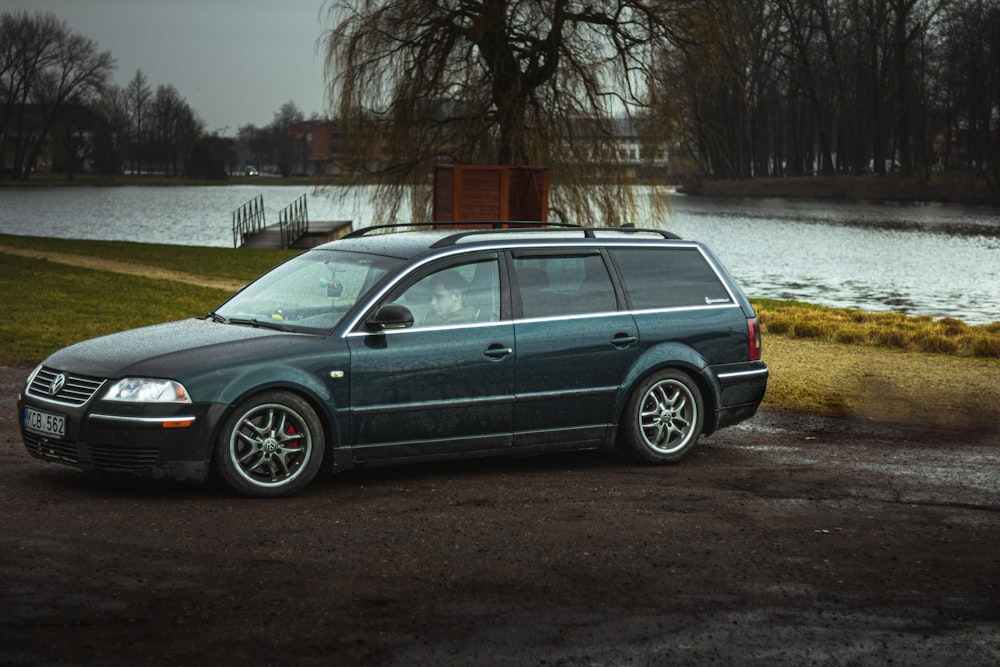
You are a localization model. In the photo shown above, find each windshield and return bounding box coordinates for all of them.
[213,249,402,333]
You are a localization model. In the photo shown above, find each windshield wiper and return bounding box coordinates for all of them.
[224,317,294,332]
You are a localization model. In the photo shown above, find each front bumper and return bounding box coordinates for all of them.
[18,392,229,482]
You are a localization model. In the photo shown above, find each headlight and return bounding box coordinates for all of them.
[104,378,191,403]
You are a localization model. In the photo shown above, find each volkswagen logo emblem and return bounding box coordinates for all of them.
[49,374,66,396]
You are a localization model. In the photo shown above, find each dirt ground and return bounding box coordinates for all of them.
[1,361,998,666]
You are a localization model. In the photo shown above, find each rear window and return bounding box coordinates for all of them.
[610,247,733,309]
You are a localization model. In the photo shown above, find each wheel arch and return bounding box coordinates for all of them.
[614,343,722,435]
[207,367,349,472]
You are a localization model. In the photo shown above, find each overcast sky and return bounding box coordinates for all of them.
[5,0,331,133]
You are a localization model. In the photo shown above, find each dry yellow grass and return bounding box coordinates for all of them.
[755,301,1000,359]
[762,335,1000,432]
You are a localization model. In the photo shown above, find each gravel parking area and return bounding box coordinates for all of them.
[1,363,998,666]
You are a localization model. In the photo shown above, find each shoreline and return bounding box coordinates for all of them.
[679,174,998,207]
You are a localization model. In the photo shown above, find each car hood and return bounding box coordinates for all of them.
[44,318,317,378]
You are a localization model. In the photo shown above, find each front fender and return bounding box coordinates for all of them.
[185,357,350,459]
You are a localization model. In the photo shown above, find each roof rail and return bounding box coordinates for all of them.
[342,221,682,246]
[614,223,682,240]
[343,220,573,239]
[430,224,682,247]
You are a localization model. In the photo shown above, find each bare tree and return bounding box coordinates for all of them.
[150,84,203,176]
[940,0,1000,191]
[235,123,261,172]
[652,0,966,184]
[266,100,304,177]
[1,11,61,177]
[324,0,717,225]
[126,69,151,173]
[885,0,951,177]
[95,85,131,174]
[184,133,235,180]
[94,84,130,174]
[0,10,113,179]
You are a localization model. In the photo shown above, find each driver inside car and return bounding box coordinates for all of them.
[424,271,476,325]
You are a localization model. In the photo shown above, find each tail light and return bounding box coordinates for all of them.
[747,317,762,361]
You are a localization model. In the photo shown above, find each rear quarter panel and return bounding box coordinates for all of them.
[614,305,751,424]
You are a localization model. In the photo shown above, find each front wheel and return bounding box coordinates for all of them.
[618,369,704,464]
[214,391,325,497]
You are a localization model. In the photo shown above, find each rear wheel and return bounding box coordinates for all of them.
[214,391,325,497]
[619,369,704,464]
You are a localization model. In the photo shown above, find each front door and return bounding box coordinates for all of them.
[346,254,515,461]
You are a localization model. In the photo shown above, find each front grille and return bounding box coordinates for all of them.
[23,432,80,464]
[27,367,106,406]
[89,445,159,472]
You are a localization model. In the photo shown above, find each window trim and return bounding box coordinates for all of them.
[349,251,503,334]
[505,249,623,319]
[607,246,740,311]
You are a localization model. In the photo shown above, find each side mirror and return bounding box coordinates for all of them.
[365,304,414,331]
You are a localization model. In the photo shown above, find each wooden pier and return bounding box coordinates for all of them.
[232,193,353,249]
[239,219,353,249]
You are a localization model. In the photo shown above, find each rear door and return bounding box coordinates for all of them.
[509,249,638,448]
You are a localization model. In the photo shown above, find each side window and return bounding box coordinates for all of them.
[513,253,618,318]
[610,248,733,309]
[390,258,500,327]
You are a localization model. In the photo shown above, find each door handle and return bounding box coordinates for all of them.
[484,344,513,360]
[611,333,637,349]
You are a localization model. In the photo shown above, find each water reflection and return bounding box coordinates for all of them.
[0,185,362,248]
[0,185,997,324]
[657,193,999,325]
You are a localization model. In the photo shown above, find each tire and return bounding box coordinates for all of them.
[214,391,325,498]
[618,369,704,464]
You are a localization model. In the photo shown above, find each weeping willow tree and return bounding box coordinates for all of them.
[323,0,720,226]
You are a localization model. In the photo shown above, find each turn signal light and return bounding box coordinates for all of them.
[158,417,195,429]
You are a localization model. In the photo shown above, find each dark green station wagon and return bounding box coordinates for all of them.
[18,223,768,497]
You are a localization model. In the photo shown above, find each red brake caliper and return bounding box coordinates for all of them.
[284,422,300,447]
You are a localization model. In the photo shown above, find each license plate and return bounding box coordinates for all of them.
[24,407,66,439]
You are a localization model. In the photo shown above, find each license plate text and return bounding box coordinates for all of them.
[24,408,65,439]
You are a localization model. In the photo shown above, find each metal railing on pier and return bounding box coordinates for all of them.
[232,194,265,247]
[278,194,309,249]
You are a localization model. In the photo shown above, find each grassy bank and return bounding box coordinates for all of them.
[754,299,1000,358]
[1,235,996,429]
[0,234,295,282]
[0,235,294,361]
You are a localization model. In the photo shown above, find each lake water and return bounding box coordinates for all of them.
[1,184,997,324]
